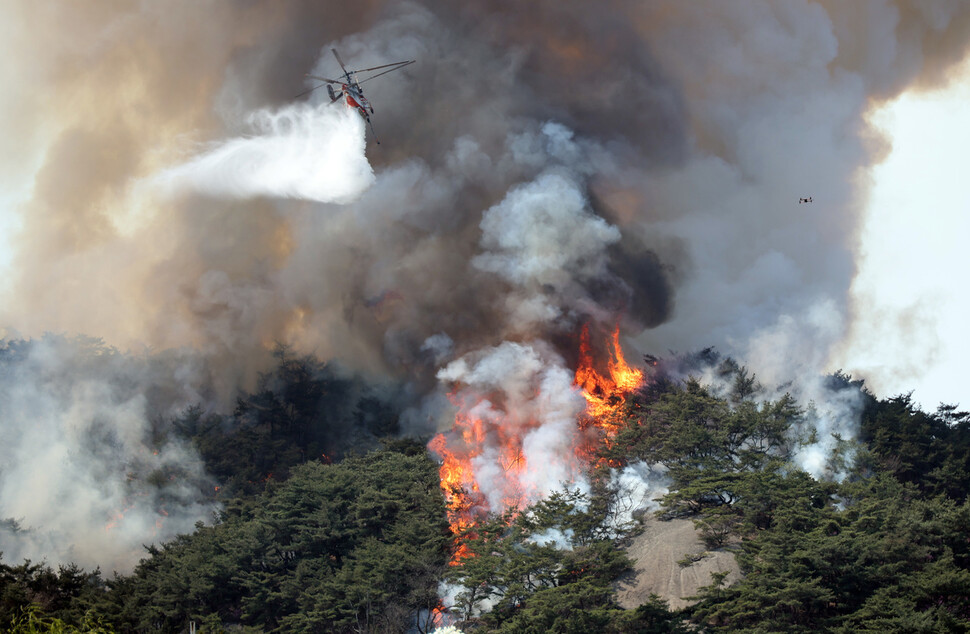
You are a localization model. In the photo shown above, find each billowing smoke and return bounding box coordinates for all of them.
[609,461,671,531]
[436,341,587,512]
[0,336,217,572]
[4,0,970,569]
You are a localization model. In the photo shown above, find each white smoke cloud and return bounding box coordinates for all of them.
[0,337,217,573]
[736,300,865,479]
[436,341,587,513]
[526,526,576,550]
[421,332,454,364]
[611,461,671,524]
[157,103,374,203]
[473,170,621,288]
[737,299,845,388]
[794,391,864,481]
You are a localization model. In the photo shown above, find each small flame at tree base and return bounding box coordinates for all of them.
[428,325,646,566]
[429,601,446,628]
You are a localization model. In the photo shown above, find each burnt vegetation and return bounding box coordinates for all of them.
[2,342,970,632]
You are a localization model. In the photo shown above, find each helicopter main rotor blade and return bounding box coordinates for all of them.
[305,74,341,84]
[357,60,416,84]
[294,83,328,99]
[351,59,416,74]
[332,48,350,76]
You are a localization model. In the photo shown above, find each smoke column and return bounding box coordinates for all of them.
[3,0,970,569]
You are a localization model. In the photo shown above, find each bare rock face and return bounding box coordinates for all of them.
[616,516,741,610]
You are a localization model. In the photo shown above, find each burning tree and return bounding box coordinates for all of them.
[428,326,649,567]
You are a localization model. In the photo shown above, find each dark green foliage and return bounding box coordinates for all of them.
[490,583,689,634]
[0,557,110,632]
[621,377,795,471]
[605,377,798,525]
[178,344,404,497]
[445,490,687,633]
[6,603,115,633]
[688,475,970,632]
[101,449,449,633]
[591,368,970,632]
[861,393,970,499]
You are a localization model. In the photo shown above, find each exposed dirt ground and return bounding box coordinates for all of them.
[615,516,741,610]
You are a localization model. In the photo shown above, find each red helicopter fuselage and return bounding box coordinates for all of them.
[342,84,373,120]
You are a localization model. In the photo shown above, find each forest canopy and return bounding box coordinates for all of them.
[2,340,970,632]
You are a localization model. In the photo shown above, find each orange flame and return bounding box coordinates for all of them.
[429,402,531,565]
[429,601,447,630]
[575,324,643,418]
[104,510,126,532]
[573,325,644,468]
[428,325,646,566]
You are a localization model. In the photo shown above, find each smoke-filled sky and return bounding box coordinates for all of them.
[834,51,970,410]
[3,0,970,571]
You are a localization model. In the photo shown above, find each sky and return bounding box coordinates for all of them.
[835,53,970,410]
[3,0,970,571]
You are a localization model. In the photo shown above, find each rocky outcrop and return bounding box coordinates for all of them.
[616,516,741,610]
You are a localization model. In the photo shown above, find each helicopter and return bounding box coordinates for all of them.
[297,48,415,144]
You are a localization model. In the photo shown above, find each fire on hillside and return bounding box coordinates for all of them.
[429,325,646,565]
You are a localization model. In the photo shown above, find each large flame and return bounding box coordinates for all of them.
[576,325,644,414]
[574,324,644,463]
[428,326,645,565]
[428,397,533,565]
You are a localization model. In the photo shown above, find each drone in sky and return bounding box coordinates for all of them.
[798,197,814,204]
[297,48,415,144]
